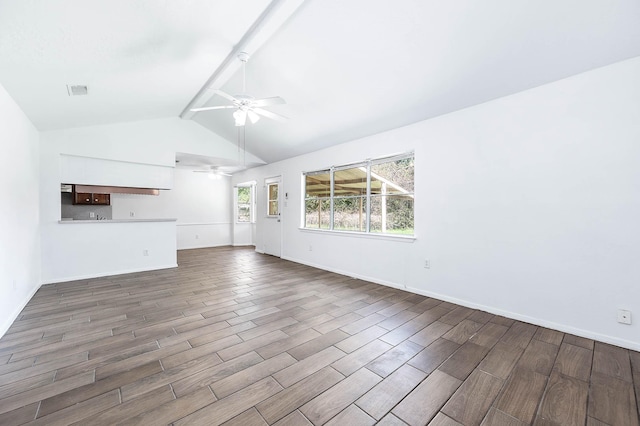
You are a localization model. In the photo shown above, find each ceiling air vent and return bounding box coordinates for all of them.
[66,85,88,96]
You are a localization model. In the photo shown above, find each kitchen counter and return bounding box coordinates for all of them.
[58,218,177,224]
[44,219,177,283]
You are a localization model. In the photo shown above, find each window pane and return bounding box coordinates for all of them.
[237,187,250,203]
[305,171,330,198]
[305,198,330,229]
[268,200,278,216]
[268,183,278,201]
[237,205,250,222]
[370,195,414,234]
[371,157,414,195]
[333,196,366,231]
[333,166,366,196]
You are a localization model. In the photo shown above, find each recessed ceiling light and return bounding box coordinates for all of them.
[67,85,88,96]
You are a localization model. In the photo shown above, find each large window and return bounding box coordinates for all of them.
[303,152,414,235]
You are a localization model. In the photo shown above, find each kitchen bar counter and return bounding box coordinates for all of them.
[43,219,177,283]
[58,218,177,224]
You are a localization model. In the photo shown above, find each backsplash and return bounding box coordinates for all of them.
[61,193,112,220]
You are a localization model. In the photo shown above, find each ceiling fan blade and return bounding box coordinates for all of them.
[252,96,286,107]
[193,168,231,176]
[190,105,235,112]
[213,89,239,103]
[252,108,288,123]
[247,110,260,124]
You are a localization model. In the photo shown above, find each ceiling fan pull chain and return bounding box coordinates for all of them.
[242,55,247,94]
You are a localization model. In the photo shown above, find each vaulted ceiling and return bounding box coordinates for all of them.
[1,0,640,166]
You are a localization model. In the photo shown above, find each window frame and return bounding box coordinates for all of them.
[302,152,414,236]
[265,177,280,218]
[235,182,255,224]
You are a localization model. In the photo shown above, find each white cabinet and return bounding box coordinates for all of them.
[60,154,174,189]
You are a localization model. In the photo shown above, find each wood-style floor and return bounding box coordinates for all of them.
[0,247,638,426]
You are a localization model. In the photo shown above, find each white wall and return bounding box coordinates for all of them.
[0,83,41,335]
[233,57,640,351]
[233,223,254,246]
[111,168,233,250]
[42,221,177,282]
[40,117,260,282]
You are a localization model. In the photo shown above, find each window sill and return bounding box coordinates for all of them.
[298,227,416,242]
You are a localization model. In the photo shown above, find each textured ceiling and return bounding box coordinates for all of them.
[0,0,271,130]
[1,0,640,166]
[193,0,640,163]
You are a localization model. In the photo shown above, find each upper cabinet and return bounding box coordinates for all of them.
[92,193,110,205]
[73,190,110,205]
[60,154,174,190]
[73,192,92,205]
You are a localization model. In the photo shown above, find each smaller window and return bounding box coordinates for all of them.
[236,186,253,223]
[267,182,279,217]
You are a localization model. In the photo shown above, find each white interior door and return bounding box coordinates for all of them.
[263,176,281,257]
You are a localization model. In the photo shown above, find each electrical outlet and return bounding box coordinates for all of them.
[309,245,313,251]
[89,212,95,218]
[143,249,149,257]
[130,211,135,217]
[617,309,632,325]
[424,259,430,269]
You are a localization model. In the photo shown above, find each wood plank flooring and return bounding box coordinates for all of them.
[0,246,639,425]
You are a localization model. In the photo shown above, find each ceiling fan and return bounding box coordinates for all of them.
[193,166,232,179]
[190,52,288,126]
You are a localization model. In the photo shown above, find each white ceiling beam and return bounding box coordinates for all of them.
[180,0,305,120]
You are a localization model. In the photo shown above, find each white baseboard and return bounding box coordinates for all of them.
[404,286,640,352]
[282,255,640,352]
[177,242,231,250]
[40,264,178,285]
[0,283,42,338]
[10,254,639,352]
[281,255,405,291]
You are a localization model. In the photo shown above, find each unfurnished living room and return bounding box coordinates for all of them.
[1,1,639,425]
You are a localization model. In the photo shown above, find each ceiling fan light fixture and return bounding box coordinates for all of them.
[190,52,287,126]
[233,109,246,126]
